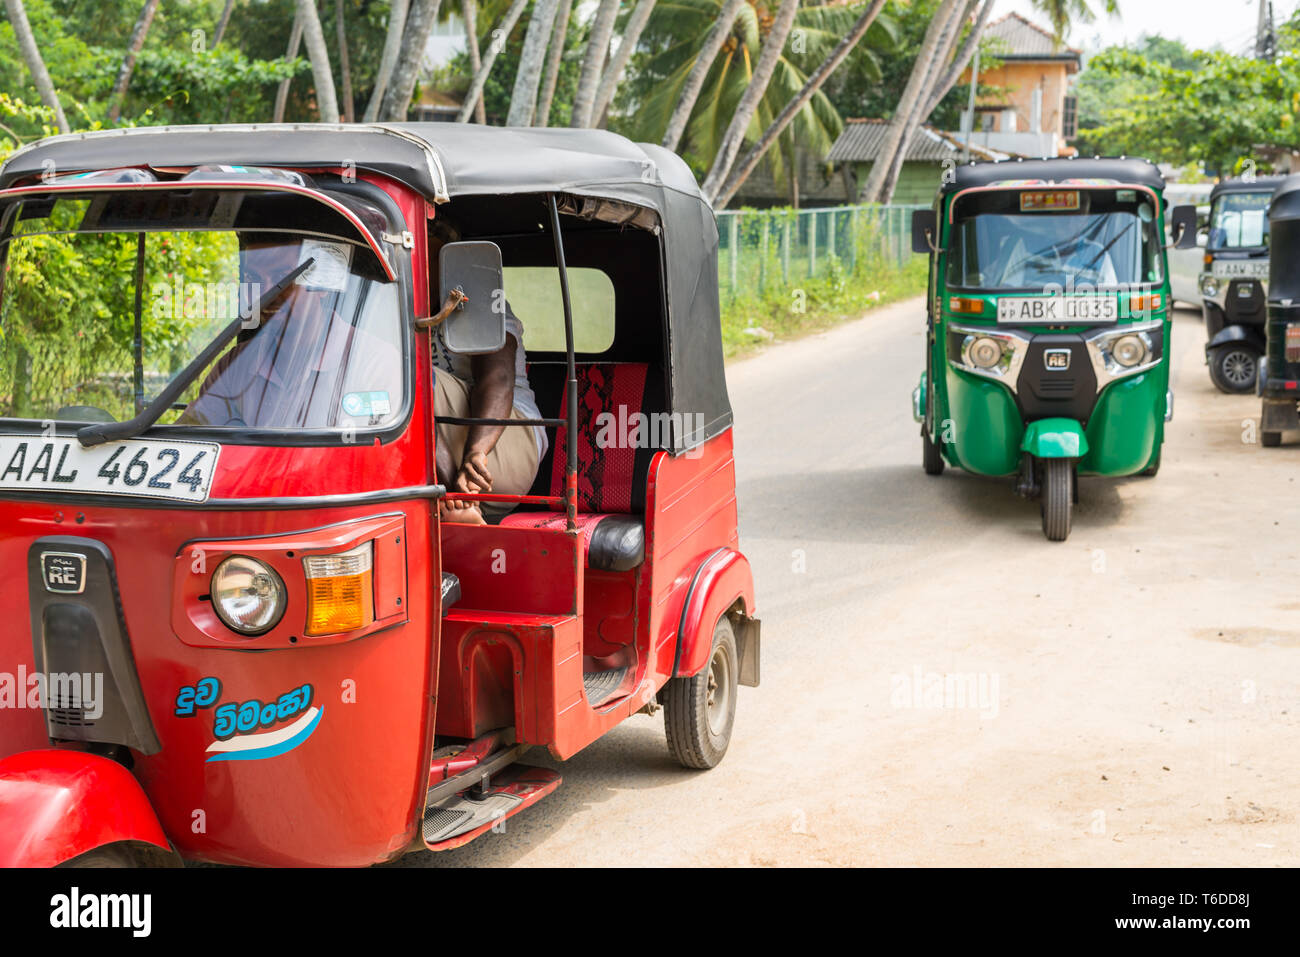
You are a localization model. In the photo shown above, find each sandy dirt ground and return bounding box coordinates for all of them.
[393,299,1300,867]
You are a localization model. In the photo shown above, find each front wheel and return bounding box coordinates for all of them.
[922,427,944,475]
[1262,430,1282,447]
[1040,458,1074,542]
[1140,448,1161,477]
[664,617,738,769]
[1208,343,1260,394]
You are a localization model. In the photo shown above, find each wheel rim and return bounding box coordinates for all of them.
[1221,349,1257,388]
[705,645,733,737]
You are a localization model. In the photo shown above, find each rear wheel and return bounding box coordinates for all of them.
[1208,344,1260,394]
[1140,449,1161,477]
[1040,459,1073,542]
[1262,430,1282,447]
[664,617,738,769]
[922,427,944,476]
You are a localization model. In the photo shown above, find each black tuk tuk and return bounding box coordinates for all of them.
[1260,173,1300,446]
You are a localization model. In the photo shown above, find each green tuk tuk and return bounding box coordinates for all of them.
[910,158,1197,541]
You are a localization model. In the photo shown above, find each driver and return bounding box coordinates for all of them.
[178,237,402,430]
[425,217,546,525]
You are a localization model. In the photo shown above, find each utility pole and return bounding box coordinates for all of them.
[1255,0,1276,61]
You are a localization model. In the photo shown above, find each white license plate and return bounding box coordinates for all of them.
[0,435,221,503]
[1211,259,1268,279]
[997,296,1118,324]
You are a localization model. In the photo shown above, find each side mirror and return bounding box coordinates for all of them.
[434,240,508,354]
[911,208,938,254]
[1169,205,1198,250]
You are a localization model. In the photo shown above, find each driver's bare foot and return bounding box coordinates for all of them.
[440,501,486,525]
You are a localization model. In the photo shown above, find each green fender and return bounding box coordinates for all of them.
[1021,418,1089,458]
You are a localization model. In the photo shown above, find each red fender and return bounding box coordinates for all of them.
[0,749,172,867]
[673,548,756,679]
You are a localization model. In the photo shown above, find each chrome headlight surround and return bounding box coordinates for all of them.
[1200,274,1219,298]
[211,554,288,636]
[948,323,1031,392]
[1083,320,1163,392]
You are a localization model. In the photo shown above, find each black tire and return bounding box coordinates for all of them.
[1140,448,1161,477]
[922,427,944,476]
[664,617,738,770]
[59,843,143,868]
[1262,430,1282,447]
[1208,343,1260,394]
[1040,458,1073,542]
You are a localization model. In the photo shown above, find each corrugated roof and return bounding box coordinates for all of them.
[827,119,1005,163]
[984,12,1081,60]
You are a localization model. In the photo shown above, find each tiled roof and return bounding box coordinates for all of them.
[827,119,1006,163]
[985,12,1081,60]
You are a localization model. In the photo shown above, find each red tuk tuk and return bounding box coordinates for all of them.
[0,123,759,866]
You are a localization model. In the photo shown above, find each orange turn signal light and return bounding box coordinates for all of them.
[303,542,374,636]
[1129,293,1163,313]
[949,297,985,315]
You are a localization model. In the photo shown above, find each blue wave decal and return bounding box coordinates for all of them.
[205,706,324,763]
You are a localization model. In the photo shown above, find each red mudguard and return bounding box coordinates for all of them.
[0,749,172,867]
[674,548,756,679]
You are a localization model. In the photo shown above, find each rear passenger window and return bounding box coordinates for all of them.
[504,267,615,353]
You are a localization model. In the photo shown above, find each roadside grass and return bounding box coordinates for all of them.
[720,253,928,359]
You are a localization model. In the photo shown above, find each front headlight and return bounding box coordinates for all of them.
[967,336,1004,369]
[211,555,288,635]
[1112,334,1148,367]
[1200,275,1219,298]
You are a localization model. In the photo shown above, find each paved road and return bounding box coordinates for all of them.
[395,300,1300,867]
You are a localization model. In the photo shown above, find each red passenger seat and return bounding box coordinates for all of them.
[499,363,651,572]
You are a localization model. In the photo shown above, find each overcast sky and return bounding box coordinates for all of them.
[992,0,1300,55]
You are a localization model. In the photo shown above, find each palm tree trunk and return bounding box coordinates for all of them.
[569,0,620,128]
[923,0,993,117]
[297,0,340,122]
[107,0,160,123]
[700,0,799,205]
[336,0,355,121]
[660,0,745,152]
[455,0,530,123]
[715,0,888,207]
[213,0,236,47]
[506,0,561,126]
[535,0,572,127]
[4,0,70,133]
[363,0,409,122]
[857,0,962,204]
[463,0,487,123]
[589,0,656,126]
[876,0,970,203]
[274,12,304,122]
[380,0,443,120]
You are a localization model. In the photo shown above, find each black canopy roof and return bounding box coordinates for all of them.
[941,156,1166,194]
[0,123,730,453]
[1211,175,1287,201]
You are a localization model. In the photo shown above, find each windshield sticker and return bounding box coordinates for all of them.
[1117,189,1137,203]
[297,239,353,291]
[342,391,391,417]
[1020,190,1080,212]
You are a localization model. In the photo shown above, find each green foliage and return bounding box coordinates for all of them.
[1077,45,1300,174]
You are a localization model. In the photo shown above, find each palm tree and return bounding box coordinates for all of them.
[380,0,444,120]
[507,0,561,126]
[213,0,237,47]
[296,0,341,122]
[3,0,70,133]
[570,0,621,127]
[1029,0,1119,47]
[364,0,409,122]
[455,0,530,122]
[715,0,889,207]
[535,0,573,126]
[591,0,658,125]
[107,0,161,123]
[700,0,799,203]
[659,0,745,152]
[463,0,488,123]
[273,12,304,122]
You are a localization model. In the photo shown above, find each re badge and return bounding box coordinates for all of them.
[41,551,86,594]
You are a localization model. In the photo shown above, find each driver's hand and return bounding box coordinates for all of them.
[454,450,493,495]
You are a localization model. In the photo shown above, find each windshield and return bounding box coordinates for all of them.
[0,193,404,433]
[1208,192,1272,250]
[947,190,1164,291]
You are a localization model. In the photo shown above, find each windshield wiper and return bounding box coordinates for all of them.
[77,258,315,448]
